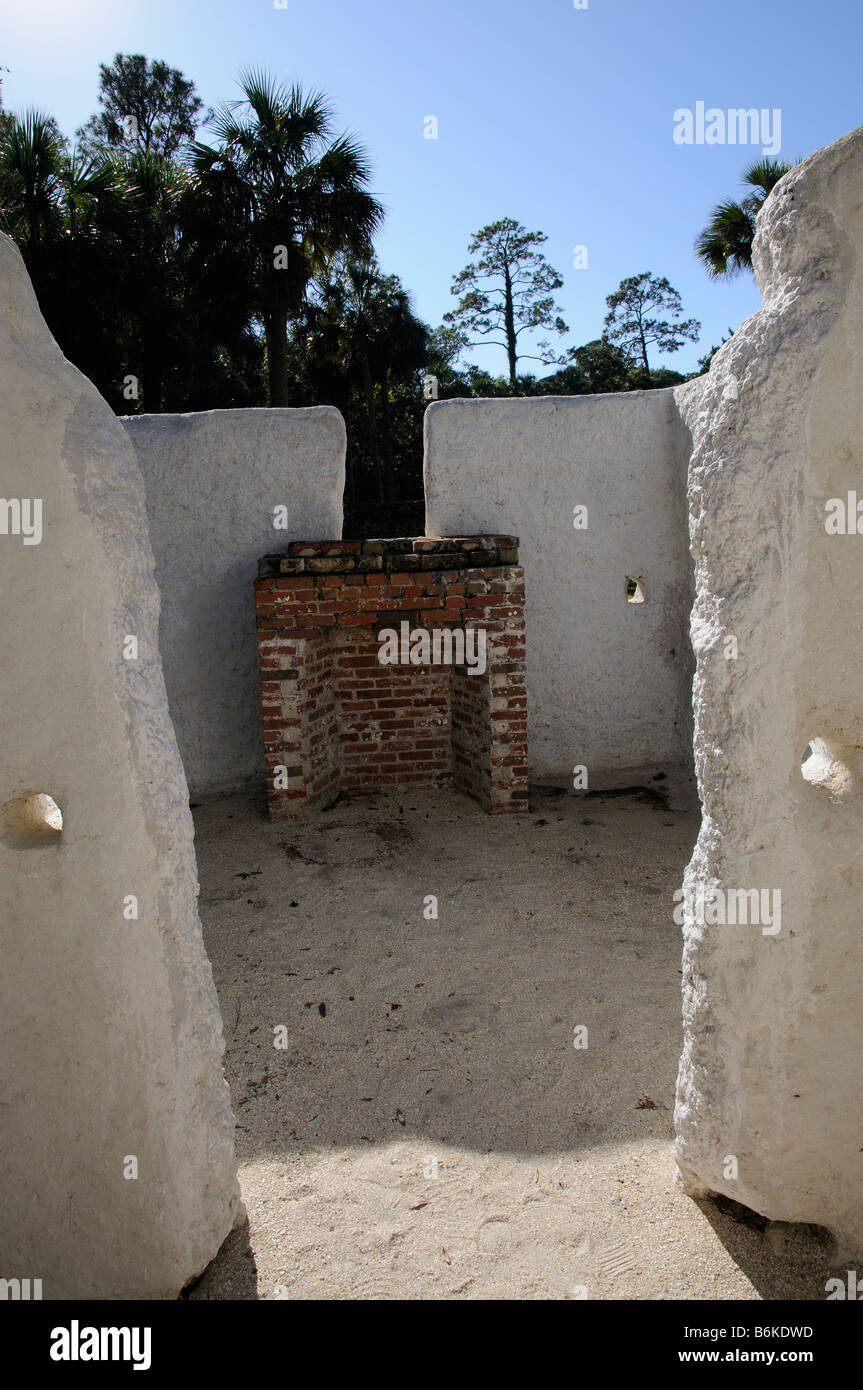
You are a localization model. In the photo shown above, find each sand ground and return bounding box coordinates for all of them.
[186,781,835,1300]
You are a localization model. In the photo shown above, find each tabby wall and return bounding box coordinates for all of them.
[0,233,239,1298]
[674,125,863,1257]
[424,391,694,782]
[124,408,345,796]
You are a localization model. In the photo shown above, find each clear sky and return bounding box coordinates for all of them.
[2,0,861,375]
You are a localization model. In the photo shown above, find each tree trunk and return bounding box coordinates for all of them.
[503,261,518,388]
[637,313,651,384]
[265,307,290,407]
[362,354,384,505]
[380,369,396,505]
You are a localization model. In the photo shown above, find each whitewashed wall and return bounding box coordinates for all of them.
[0,233,239,1297]
[124,408,345,797]
[424,392,694,781]
[674,125,863,1258]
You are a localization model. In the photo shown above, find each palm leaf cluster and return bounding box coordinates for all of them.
[695,158,795,277]
[189,70,384,405]
[0,70,387,414]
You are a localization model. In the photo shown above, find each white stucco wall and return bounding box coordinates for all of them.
[424,392,693,780]
[674,125,863,1256]
[124,409,345,797]
[0,233,239,1298]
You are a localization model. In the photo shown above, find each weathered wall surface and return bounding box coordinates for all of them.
[124,409,345,797]
[0,233,239,1297]
[674,126,863,1256]
[424,393,693,780]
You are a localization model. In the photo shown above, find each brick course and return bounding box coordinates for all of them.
[254,537,527,817]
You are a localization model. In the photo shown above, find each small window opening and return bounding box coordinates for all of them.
[1,792,64,847]
[801,738,851,796]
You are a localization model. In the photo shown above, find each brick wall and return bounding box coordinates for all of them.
[254,537,528,817]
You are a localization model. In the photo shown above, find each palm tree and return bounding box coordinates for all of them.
[372,280,428,502]
[332,259,385,495]
[301,258,428,503]
[189,70,384,406]
[116,150,193,409]
[695,158,796,277]
[0,110,134,381]
[0,109,134,249]
[0,107,261,412]
[0,110,68,250]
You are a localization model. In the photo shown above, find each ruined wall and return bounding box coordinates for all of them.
[674,125,863,1256]
[124,409,345,797]
[424,393,693,781]
[0,233,239,1298]
[253,537,528,816]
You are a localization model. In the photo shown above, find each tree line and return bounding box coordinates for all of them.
[0,55,794,517]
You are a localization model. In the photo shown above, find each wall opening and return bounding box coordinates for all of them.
[801,736,852,796]
[1,792,64,847]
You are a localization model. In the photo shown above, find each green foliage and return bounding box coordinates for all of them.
[190,69,384,406]
[423,332,688,402]
[286,256,429,503]
[696,327,735,374]
[695,158,796,277]
[0,54,712,514]
[0,66,14,140]
[0,109,67,247]
[0,103,262,414]
[444,217,568,387]
[565,338,633,393]
[603,272,700,382]
[76,54,210,160]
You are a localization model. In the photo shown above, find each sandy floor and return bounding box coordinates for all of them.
[186,781,835,1300]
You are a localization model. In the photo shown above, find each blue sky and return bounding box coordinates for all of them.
[2,0,861,376]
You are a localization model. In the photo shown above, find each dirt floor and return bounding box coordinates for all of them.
[186,780,836,1301]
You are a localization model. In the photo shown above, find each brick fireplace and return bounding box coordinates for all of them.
[254,537,527,818]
